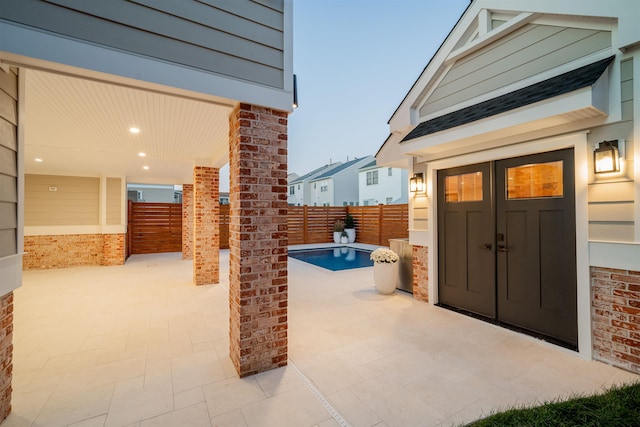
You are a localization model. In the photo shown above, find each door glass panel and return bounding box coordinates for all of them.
[506,161,563,199]
[445,172,483,202]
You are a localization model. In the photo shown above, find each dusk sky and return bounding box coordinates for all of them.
[287,0,471,176]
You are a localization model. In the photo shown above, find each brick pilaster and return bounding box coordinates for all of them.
[412,245,429,302]
[229,103,288,377]
[193,167,220,286]
[182,184,194,260]
[0,292,13,422]
[102,234,126,266]
[591,266,640,374]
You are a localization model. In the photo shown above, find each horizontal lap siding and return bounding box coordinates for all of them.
[25,175,100,226]
[420,24,611,117]
[0,67,18,258]
[588,58,634,242]
[0,0,285,88]
[130,203,182,254]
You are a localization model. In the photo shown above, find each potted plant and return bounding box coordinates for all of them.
[333,219,345,243]
[370,248,399,294]
[340,230,349,244]
[344,213,356,243]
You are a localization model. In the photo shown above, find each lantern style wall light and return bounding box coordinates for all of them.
[410,172,424,193]
[594,140,622,174]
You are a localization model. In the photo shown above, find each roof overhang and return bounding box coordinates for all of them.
[406,83,608,162]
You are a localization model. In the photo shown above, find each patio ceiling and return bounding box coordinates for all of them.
[23,68,234,184]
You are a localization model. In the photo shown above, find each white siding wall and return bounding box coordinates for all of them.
[359,167,407,206]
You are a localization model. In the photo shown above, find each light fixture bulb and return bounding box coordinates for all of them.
[143,166,149,170]
[129,127,140,134]
[138,152,146,157]
[34,158,43,162]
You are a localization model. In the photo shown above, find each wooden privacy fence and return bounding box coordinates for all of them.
[287,204,408,246]
[128,202,182,254]
[128,203,407,254]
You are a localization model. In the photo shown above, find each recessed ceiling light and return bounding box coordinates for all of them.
[34,158,43,162]
[143,166,150,170]
[138,152,146,157]
[129,127,140,134]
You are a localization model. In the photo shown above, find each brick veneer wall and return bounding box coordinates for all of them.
[182,184,194,260]
[412,245,429,302]
[591,266,640,374]
[23,234,126,270]
[193,167,220,285]
[0,292,12,422]
[228,103,288,377]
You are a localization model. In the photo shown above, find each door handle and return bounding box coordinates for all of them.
[479,243,492,250]
[497,244,508,252]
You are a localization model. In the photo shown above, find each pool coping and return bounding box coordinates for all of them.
[288,242,383,252]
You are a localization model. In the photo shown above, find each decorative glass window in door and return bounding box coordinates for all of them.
[506,161,563,199]
[445,172,483,202]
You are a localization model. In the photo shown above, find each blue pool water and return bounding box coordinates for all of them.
[288,247,374,271]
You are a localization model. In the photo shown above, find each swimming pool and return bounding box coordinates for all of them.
[288,247,374,271]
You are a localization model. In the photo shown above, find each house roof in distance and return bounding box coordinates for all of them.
[358,159,378,171]
[402,56,614,143]
[289,162,342,184]
[311,156,373,181]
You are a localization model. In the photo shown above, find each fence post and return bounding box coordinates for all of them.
[378,204,384,246]
[303,205,308,244]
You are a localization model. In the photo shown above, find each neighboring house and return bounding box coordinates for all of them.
[377,0,640,374]
[0,0,294,409]
[308,156,374,206]
[288,162,342,206]
[358,159,408,206]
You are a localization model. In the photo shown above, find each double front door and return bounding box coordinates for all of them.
[437,149,577,348]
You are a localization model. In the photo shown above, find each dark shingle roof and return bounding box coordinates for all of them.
[402,56,614,143]
[312,157,370,180]
[358,159,377,170]
[290,163,339,184]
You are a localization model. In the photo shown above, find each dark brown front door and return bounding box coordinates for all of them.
[495,149,577,347]
[437,148,577,349]
[437,162,495,318]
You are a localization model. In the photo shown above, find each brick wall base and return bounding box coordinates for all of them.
[0,293,13,422]
[412,245,429,302]
[23,234,126,270]
[591,266,640,374]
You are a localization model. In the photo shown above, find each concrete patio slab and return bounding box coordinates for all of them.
[8,250,638,427]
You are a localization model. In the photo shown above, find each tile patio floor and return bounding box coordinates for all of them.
[7,248,639,427]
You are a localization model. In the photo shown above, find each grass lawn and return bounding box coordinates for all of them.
[467,381,640,426]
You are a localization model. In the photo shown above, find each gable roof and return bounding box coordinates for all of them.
[311,156,372,181]
[402,56,614,142]
[289,163,341,184]
[358,159,377,170]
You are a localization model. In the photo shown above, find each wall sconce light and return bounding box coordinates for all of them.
[594,140,622,174]
[410,173,424,193]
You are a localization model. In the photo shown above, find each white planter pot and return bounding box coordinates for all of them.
[333,232,342,244]
[340,236,349,244]
[345,228,356,243]
[373,262,398,294]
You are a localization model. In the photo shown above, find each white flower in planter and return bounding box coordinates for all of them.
[370,248,399,263]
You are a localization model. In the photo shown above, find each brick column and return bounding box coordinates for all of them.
[412,245,429,302]
[0,292,13,422]
[193,167,219,285]
[182,184,194,260]
[228,103,288,377]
